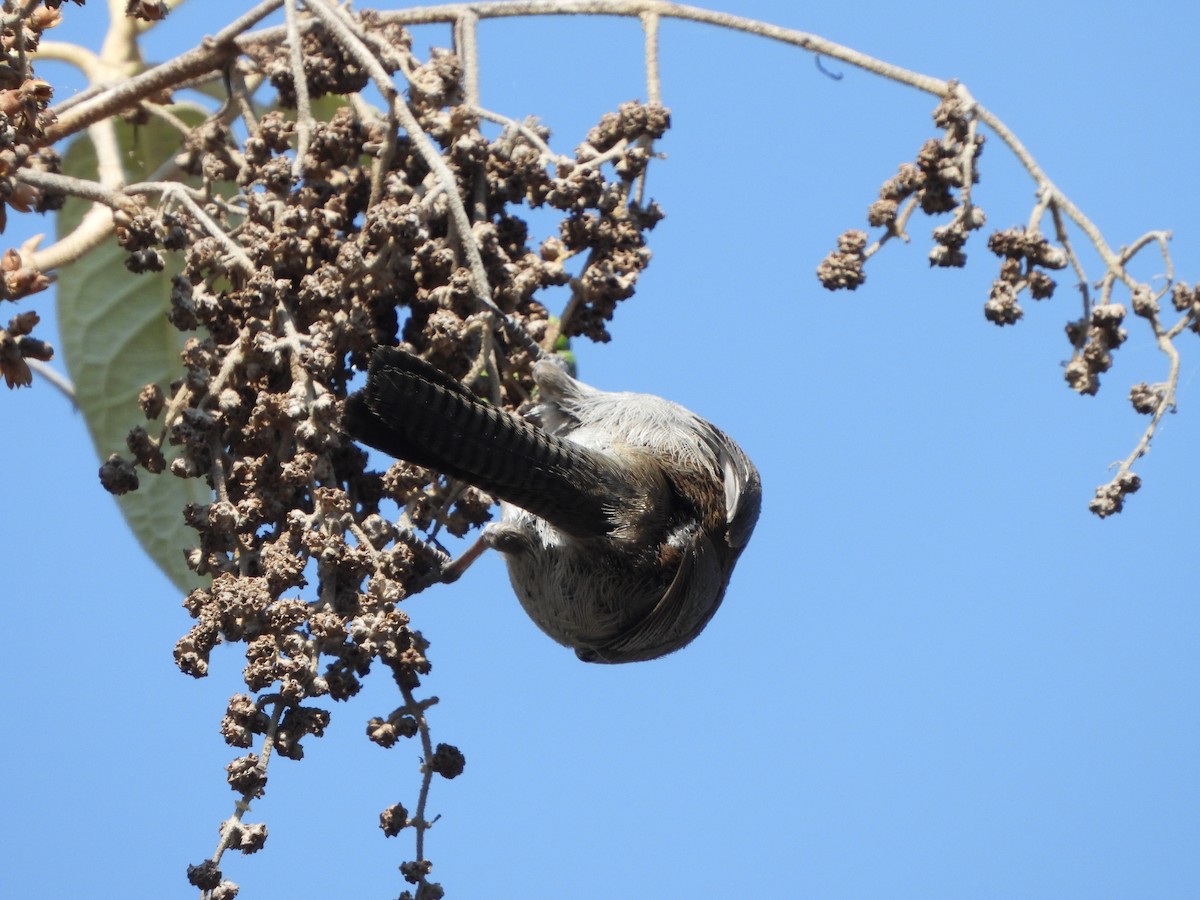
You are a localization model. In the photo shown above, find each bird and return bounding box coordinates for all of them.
[343,345,761,663]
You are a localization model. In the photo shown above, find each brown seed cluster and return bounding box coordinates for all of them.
[429,742,466,779]
[125,0,167,22]
[815,229,867,291]
[818,90,986,291]
[983,225,1067,326]
[1170,281,1200,333]
[83,16,668,894]
[1063,302,1126,396]
[1089,471,1141,518]
[0,2,74,387]
[1128,381,1164,415]
[811,84,1195,519]
[0,306,52,387]
[380,802,409,837]
[815,89,1085,333]
[256,17,375,108]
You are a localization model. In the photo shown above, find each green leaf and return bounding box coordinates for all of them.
[56,114,210,595]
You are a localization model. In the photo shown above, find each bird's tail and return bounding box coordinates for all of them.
[343,347,615,537]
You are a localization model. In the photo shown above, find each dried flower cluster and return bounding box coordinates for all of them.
[0,305,51,386]
[816,83,1200,517]
[124,0,167,22]
[0,0,78,388]
[1063,301,1126,396]
[1169,281,1200,333]
[74,11,667,895]
[984,226,1067,326]
[817,89,986,291]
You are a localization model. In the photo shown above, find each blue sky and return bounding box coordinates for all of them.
[4,2,1198,897]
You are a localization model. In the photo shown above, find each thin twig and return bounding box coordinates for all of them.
[141,100,207,137]
[640,10,661,107]
[45,0,285,141]
[453,10,489,221]
[210,697,288,868]
[379,0,949,96]
[455,9,481,108]
[286,0,315,181]
[633,10,661,206]
[162,184,256,274]
[399,680,439,872]
[473,107,565,163]
[17,168,134,207]
[1047,200,1090,322]
[953,88,978,215]
[1109,316,1181,481]
[28,359,76,405]
[863,195,918,259]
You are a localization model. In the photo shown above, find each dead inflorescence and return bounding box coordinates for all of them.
[0,1,74,386]
[818,85,987,292]
[82,12,668,895]
[816,81,1196,517]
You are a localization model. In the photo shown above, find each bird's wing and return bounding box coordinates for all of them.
[582,525,725,664]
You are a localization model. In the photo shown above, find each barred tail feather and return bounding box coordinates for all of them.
[344,347,616,537]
